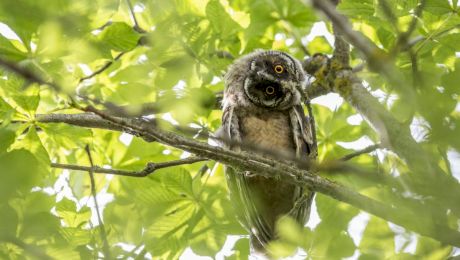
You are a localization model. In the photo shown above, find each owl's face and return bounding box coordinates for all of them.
[224,50,306,110]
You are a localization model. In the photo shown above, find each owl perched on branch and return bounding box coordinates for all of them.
[218,50,317,255]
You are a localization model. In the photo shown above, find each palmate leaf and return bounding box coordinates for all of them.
[206,0,241,38]
[38,122,93,150]
[144,202,196,256]
[58,227,92,246]
[55,198,91,228]
[306,195,358,259]
[0,74,40,116]
[10,127,50,173]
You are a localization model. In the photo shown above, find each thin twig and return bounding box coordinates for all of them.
[84,145,111,259]
[340,144,381,161]
[51,157,207,177]
[79,52,126,82]
[126,0,146,33]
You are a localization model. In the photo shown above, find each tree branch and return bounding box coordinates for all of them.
[2,22,460,246]
[312,0,460,219]
[85,145,111,259]
[126,0,146,33]
[79,52,126,82]
[74,104,460,247]
[340,144,380,161]
[51,157,207,177]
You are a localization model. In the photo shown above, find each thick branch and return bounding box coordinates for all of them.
[76,105,460,247]
[315,0,460,220]
[311,0,379,60]
[51,157,207,177]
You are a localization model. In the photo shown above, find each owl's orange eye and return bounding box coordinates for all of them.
[274,65,284,74]
[265,86,275,95]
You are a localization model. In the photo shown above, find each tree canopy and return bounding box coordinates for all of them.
[0,0,460,259]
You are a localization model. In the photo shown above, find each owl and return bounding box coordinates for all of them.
[218,50,317,255]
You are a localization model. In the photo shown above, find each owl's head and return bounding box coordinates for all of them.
[224,50,307,110]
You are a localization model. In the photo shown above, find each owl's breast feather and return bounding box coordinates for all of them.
[239,110,295,154]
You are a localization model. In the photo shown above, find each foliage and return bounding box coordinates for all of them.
[0,0,459,259]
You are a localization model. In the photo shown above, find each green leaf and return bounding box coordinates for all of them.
[11,127,50,171]
[145,202,196,255]
[226,237,250,260]
[56,199,91,228]
[0,35,27,61]
[39,123,92,150]
[206,0,241,38]
[19,192,60,240]
[359,217,395,259]
[0,74,40,115]
[0,128,16,155]
[0,149,39,201]
[0,203,18,236]
[98,22,141,52]
[424,0,453,15]
[307,36,333,54]
[59,227,92,246]
[159,168,195,198]
[0,97,16,125]
[307,195,358,259]
[337,0,375,19]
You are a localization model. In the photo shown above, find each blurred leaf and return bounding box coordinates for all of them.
[0,35,27,61]
[56,199,91,228]
[226,237,250,260]
[0,149,39,201]
[0,74,40,115]
[308,36,333,54]
[206,0,241,38]
[38,123,92,150]
[11,127,50,170]
[0,203,18,237]
[359,217,395,259]
[0,128,15,155]
[424,0,453,15]
[98,22,141,52]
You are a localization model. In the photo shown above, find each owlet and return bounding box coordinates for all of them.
[218,50,317,255]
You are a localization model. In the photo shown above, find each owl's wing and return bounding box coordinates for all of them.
[220,105,316,249]
[289,104,316,158]
[288,104,316,225]
[219,106,273,245]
